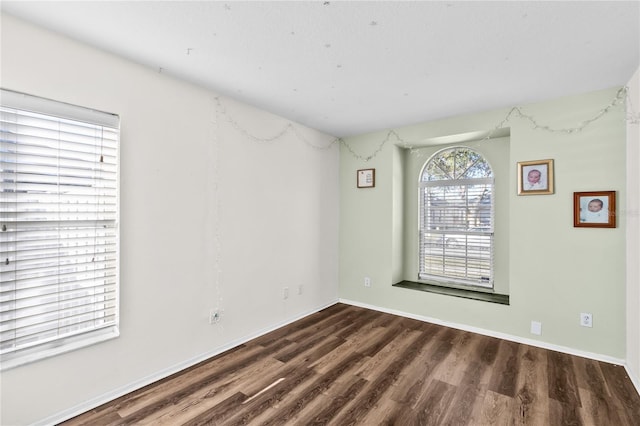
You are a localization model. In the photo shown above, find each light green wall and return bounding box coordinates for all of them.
[339,87,626,358]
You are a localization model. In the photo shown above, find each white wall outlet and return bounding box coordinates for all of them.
[209,309,220,324]
[283,287,289,299]
[580,313,593,328]
[297,284,303,295]
[364,277,371,287]
[530,321,542,335]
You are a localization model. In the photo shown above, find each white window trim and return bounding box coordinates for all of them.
[1,89,120,370]
[418,147,495,290]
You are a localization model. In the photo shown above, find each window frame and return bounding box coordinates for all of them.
[418,146,495,290]
[0,89,120,370]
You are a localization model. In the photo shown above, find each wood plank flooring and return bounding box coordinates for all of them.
[61,303,640,425]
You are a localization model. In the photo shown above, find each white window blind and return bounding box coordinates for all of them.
[0,89,119,369]
[419,147,494,288]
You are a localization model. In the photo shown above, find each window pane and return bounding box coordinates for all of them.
[421,147,492,181]
[1,90,119,369]
[419,147,494,288]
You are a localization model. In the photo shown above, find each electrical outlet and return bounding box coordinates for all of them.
[364,277,371,287]
[283,287,289,299]
[297,284,303,295]
[530,321,542,335]
[580,313,593,328]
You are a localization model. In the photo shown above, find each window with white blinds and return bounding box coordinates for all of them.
[419,147,494,289]
[0,89,119,370]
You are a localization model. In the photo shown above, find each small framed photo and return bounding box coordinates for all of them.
[357,168,375,188]
[517,159,554,195]
[574,191,616,228]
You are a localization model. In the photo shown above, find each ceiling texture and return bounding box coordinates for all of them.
[2,1,639,137]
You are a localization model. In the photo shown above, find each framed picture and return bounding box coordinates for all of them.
[357,168,375,188]
[517,159,554,195]
[574,191,616,228]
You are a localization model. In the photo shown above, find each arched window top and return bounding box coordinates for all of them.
[420,147,493,182]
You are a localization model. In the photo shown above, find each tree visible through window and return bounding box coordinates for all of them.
[419,147,494,288]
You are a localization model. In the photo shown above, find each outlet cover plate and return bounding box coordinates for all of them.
[580,313,593,327]
[531,321,542,335]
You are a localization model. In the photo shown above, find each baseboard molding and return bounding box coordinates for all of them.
[35,299,339,426]
[339,298,627,366]
[625,364,640,397]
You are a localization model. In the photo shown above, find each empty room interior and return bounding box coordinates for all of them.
[1,1,640,425]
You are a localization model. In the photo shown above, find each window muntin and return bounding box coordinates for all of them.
[419,147,494,288]
[0,90,119,369]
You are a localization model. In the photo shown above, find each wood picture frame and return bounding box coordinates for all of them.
[517,159,554,195]
[357,168,375,188]
[573,191,616,228]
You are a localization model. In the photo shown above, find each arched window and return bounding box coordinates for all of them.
[419,147,494,288]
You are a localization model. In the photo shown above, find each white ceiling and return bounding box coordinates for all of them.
[2,1,639,137]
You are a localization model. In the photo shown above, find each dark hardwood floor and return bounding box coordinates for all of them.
[61,303,640,425]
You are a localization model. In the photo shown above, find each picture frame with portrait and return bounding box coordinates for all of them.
[517,159,554,195]
[573,191,616,228]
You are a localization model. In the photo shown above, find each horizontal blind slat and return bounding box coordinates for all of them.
[0,278,116,303]
[1,261,117,283]
[1,291,117,325]
[1,138,118,160]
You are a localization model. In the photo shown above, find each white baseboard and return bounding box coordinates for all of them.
[625,364,640,397]
[339,298,628,366]
[35,299,339,426]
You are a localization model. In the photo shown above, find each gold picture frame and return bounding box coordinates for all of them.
[573,191,616,228]
[517,159,554,195]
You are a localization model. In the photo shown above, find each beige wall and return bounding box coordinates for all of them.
[0,14,339,425]
[340,87,627,359]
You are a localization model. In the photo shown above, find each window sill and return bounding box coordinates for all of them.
[393,280,509,305]
[0,327,119,371]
